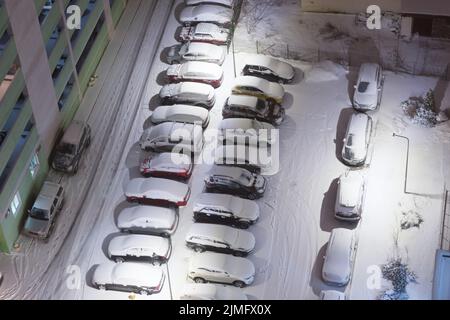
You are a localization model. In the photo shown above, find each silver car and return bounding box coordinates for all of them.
[353,63,383,111]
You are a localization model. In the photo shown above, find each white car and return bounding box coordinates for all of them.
[188,252,255,287]
[335,171,365,221]
[232,76,285,105]
[108,234,172,264]
[186,223,256,256]
[322,228,356,286]
[92,262,165,295]
[159,82,216,109]
[320,290,346,300]
[214,144,272,175]
[167,61,224,88]
[180,4,234,27]
[179,23,231,45]
[342,112,373,166]
[117,205,179,236]
[180,284,248,300]
[219,118,276,146]
[242,55,295,83]
[150,105,210,128]
[139,122,204,154]
[125,178,191,207]
[167,42,226,65]
[140,152,193,180]
[353,63,383,111]
[185,0,236,8]
[193,193,260,229]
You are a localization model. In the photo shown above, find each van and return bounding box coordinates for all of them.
[353,63,383,111]
[342,112,372,166]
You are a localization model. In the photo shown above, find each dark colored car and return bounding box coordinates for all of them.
[242,56,295,84]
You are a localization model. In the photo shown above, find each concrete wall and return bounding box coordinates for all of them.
[301,0,402,14]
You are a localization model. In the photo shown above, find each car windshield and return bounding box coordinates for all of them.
[256,99,267,111]
[347,134,355,147]
[357,82,370,93]
[30,207,49,220]
[56,143,76,155]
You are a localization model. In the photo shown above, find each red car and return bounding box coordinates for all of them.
[166,61,224,88]
[140,153,193,180]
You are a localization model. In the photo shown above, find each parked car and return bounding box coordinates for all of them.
[150,105,210,128]
[188,252,255,287]
[125,178,191,208]
[180,4,234,27]
[167,42,226,65]
[167,61,224,88]
[108,234,172,264]
[193,193,260,229]
[180,284,248,300]
[186,223,255,256]
[353,63,383,111]
[205,166,266,200]
[342,112,373,166]
[117,205,179,236]
[223,94,285,126]
[52,121,91,173]
[242,55,295,83]
[159,82,216,109]
[185,0,236,8]
[139,122,204,155]
[322,228,356,286]
[320,290,346,300]
[214,144,272,175]
[179,22,231,45]
[92,262,165,295]
[335,171,365,221]
[232,76,285,104]
[140,152,193,180]
[219,118,275,146]
[23,181,64,240]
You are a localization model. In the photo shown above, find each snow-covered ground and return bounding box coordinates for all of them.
[1,0,449,300]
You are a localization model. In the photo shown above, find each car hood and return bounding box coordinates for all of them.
[240,200,260,221]
[180,6,195,22]
[338,184,359,208]
[24,217,49,236]
[227,258,255,279]
[268,82,285,100]
[93,264,114,285]
[167,64,182,77]
[354,92,377,108]
[234,231,256,252]
[275,61,295,80]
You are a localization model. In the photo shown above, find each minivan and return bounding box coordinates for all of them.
[353,63,383,111]
[342,112,372,166]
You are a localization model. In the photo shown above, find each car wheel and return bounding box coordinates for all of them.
[247,193,257,200]
[239,221,251,229]
[194,246,206,253]
[233,281,246,288]
[114,257,125,263]
[194,277,206,284]
[139,289,149,296]
[233,251,245,257]
[97,284,106,291]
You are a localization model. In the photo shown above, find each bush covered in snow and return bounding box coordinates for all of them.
[401,89,438,127]
[400,210,424,230]
[379,258,417,300]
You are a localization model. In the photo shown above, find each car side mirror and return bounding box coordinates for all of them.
[343,138,347,143]
[353,85,357,89]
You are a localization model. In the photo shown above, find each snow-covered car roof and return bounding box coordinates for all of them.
[61,121,87,146]
[168,61,223,79]
[141,122,200,142]
[185,0,235,8]
[245,55,295,80]
[181,283,248,300]
[180,5,233,24]
[143,152,192,172]
[189,252,255,279]
[346,112,371,149]
[338,171,364,208]
[118,206,176,229]
[194,22,224,35]
[151,105,209,124]
[159,82,215,99]
[214,145,270,169]
[125,178,190,201]
[323,228,354,285]
[233,76,285,100]
[181,42,225,60]
[32,181,62,211]
[219,118,274,131]
[227,95,261,109]
[93,262,164,288]
[194,193,259,220]
[108,234,170,257]
[208,166,255,185]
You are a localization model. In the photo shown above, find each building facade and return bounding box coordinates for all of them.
[0,0,126,252]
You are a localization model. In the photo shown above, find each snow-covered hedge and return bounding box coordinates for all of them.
[401,89,438,128]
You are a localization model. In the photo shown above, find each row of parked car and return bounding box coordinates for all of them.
[320,62,384,300]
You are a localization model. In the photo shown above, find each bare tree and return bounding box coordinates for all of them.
[244,0,280,34]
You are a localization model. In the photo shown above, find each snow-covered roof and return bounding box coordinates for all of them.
[62,121,86,146]
[189,252,254,278]
[111,262,163,287]
[109,234,169,255]
[117,206,176,229]
[181,61,223,78]
[323,229,354,284]
[125,178,189,200]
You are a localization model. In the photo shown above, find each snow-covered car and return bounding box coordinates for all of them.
[242,55,295,83]
[342,112,373,166]
[150,105,210,128]
[180,284,248,300]
[232,76,285,105]
[125,178,191,208]
[219,118,276,146]
[108,234,171,264]
[167,42,226,65]
[179,23,231,45]
[92,262,165,295]
[322,228,356,286]
[188,252,255,287]
[180,4,234,27]
[140,153,193,180]
[117,205,179,236]
[193,193,260,229]
[159,82,216,109]
[353,63,383,111]
[320,290,346,300]
[166,61,224,88]
[185,0,236,8]
[205,166,266,200]
[52,120,91,174]
[186,223,256,256]
[23,182,64,240]
[335,171,365,221]
[139,122,204,155]
[214,144,272,175]
[223,94,285,126]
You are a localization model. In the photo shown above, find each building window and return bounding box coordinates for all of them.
[29,152,40,178]
[9,192,21,217]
